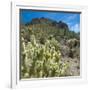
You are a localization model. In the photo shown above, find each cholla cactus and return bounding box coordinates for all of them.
[21,34,69,78]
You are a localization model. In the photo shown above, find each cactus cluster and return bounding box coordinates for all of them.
[20,34,69,78]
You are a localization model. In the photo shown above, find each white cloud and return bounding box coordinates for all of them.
[68,14,77,20]
[64,14,78,23]
[70,24,80,33]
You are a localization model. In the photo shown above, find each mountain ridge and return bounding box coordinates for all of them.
[25,17,69,31]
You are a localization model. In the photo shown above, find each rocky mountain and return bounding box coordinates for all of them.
[25,17,69,31]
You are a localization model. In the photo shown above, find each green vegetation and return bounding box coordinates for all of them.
[20,17,80,79]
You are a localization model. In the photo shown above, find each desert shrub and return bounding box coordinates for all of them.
[66,38,80,58]
[20,35,69,78]
[67,38,80,49]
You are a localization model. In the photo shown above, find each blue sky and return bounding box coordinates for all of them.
[20,9,80,33]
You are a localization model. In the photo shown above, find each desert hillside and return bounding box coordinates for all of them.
[20,17,80,78]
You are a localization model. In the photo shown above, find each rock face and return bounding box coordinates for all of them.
[57,21,69,30]
[25,17,69,30]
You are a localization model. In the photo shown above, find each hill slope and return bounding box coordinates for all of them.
[20,17,80,78]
